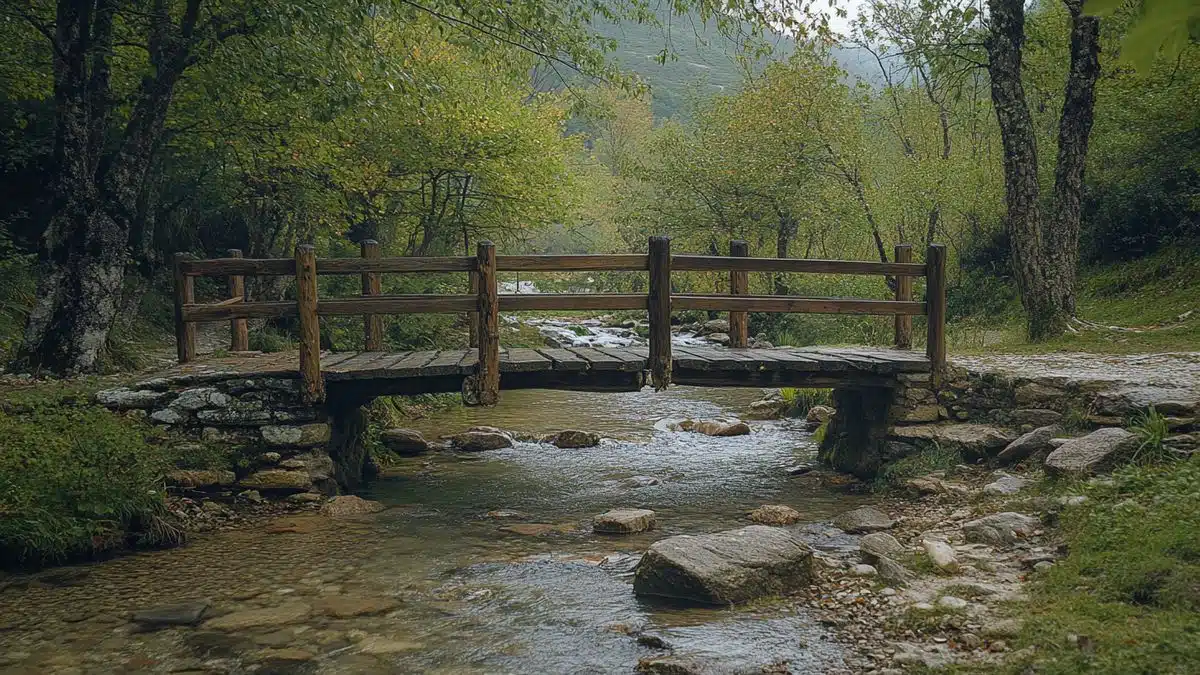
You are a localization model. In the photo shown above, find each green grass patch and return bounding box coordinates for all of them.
[780,387,831,417]
[978,457,1200,674]
[0,383,183,568]
[873,443,964,492]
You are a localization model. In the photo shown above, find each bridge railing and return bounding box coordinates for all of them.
[173,237,945,403]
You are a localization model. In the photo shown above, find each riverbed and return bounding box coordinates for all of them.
[0,383,873,674]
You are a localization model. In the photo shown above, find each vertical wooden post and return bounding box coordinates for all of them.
[360,239,383,351]
[468,269,480,348]
[172,252,196,363]
[925,243,947,376]
[648,235,672,390]
[296,244,324,403]
[475,241,500,406]
[227,249,249,352]
[728,239,749,348]
[894,244,913,350]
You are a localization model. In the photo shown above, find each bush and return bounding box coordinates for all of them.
[0,384,181,567]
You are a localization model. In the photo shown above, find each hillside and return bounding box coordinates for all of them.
[591,18,880,120]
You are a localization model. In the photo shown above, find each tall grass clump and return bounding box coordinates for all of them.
[0,384,181,568]
[1129,406,1172,465]
[873,442,963,491]
[780,387,832,416]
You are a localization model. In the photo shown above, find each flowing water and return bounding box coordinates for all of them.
[0,325,869,674]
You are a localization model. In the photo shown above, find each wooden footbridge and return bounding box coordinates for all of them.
[172,237,946,403]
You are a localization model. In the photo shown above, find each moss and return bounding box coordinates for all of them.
[0,382,183,568]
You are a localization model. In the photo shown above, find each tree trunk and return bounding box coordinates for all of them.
[774,207,797,295]
[1047,0,1101,317]
[985,0,1067,340]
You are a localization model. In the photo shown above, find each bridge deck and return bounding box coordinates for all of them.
[157,346,929,394]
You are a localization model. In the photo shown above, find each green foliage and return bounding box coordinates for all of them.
[991,457,1200,674]
[1084,0,1200,72]
[874,443,963,491]
[779,387,831,416]
[0,384,181,567]
[1128,406,1172,465]
[0,243,34,364]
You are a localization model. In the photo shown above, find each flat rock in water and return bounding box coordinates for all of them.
[314,595,398,618]
[997,425,1062,464]
[805,405,835,429]
[543,430,601,448]
[962,512,1039,546]
[833,506,895,533]
[319,495,385,518]
[446,431,513,452]
[633,525,813,605]
[678,419,751,437]
[1045,428,1139,477]
[748,504,802,525]
[594,508,657,534]
[203,602,312,631]
[130,601,211,630]
[636,655,715,674]
[357,636,423,654]
[379,428,429,455]
[500,523,563,536]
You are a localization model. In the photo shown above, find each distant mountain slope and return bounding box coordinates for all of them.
[591,19,881,120]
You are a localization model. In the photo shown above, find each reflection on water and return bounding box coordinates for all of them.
[0,386,861,674]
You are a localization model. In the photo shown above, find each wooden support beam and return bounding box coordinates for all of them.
[296,244,324,402]
[496,254,648,271]
[925,243,947,376]
[894,244,913,350]
[468,269,480,348]
[360,240,383,351]
[173,252,196,363]
[672,255,926,276]
[729,240,749,348]
[227,249,249,351]
[476,241,500,405]
[648,235,672,390]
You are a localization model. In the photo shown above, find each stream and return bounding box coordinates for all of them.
[0,321,869,675]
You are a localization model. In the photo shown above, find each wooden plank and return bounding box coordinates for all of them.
[671,256,926,277]
[180,257,294,277]
[477,241,500,405]
[670,345,714,370]
[673,295,926,316]
[381,350,440,377]
[565,347,626,371]
[496,254,649,271]
[728,240,749,348]
[648,235,672,389]
[595,347,648,371]
[825,348,931,372]
[339,351,414,378]
[326,351,392,373]
[183,301,296,322]
[227,249,248,352]
[535,348,588,372]
[295,244,324,402]
[500,348,553,373]
[673,345,759,371]
[173,252,196,363]
[499,294,647,311]
[457,349,479,371]
[424,349,473,376]
[319,295,476,316]
[319,256,474,274]
[758,349,824,371]
[319,352,360,369]
[779,348,854,371]
[361,240,383,351]
[808,348,896,373]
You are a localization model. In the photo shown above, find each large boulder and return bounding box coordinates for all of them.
[543,430,601,449]
[166,470,236,490]
[593,508,657,534]
[962,512,1039,546]
[859,533,905,563]
[698,319,729,336]
[805,405,835,430]
[997,425,1062,464]
[1045,428,1139,477]
[239,469,312,492]
[890,424,1016,458]
[633,526,814,605]
[446,430,513,452]
[833,506,895,533]
[380,429,429,456]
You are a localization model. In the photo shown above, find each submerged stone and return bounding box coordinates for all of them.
[319,495,384,518]
[543,430,601,448]
[593,508,656,534]
[748,504,803,525]
[833,506,895,533]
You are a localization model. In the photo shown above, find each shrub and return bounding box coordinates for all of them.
[0,384,181,567]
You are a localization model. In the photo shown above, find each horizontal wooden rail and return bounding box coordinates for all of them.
[319,295,476,315]
[500,293,648,311]
[496,254,648,271]
[183,300,295,322]
[671,255,926,276]
[673,295,926,315]
[179,257,475,277]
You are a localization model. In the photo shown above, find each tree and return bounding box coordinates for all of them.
[984,0,1100,339]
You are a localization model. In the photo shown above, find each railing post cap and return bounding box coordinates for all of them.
[361,239,379,246]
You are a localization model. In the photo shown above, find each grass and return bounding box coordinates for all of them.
[779,387,832,416]
[873,443,964,492]
[950,246,1200,355]
[959,457,1200,675]
[0,382,184,568]
[1128,406,1172,465]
